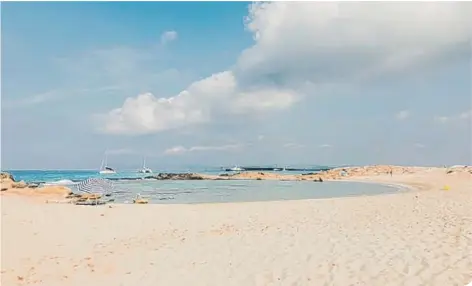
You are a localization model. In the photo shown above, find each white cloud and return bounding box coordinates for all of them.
[98,71,298,135]
[283,143,305,149]
[414,143,426,148]
[435,109,472,123]
[4,85,126,109]
[257,135,265,141]
[459,110,472,120]
[319,144,333,148]
[395,110,410,120]
[3,90,67,108]
[163,146,187,155]
[161,30,178,45]
[163,144,244,155]
[434,116,450,123]
[237,2,471,85]
[100,2,471,135]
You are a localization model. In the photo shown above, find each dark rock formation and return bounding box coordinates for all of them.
[302,172,318,176]
[146,173,205,180]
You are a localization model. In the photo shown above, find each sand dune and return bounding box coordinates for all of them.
[1,167,471,286]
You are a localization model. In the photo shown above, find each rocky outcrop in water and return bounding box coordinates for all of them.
[1,172,72,197]
[146,173,205,180]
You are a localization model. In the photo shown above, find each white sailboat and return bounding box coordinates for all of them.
[229,165,244,171]
[99,153,116,174]
[137,157,152,174]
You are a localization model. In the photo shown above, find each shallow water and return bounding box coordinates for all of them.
[74,179,401,204]
[5,170,402,204]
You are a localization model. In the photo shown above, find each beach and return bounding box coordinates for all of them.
[1,166,471,286]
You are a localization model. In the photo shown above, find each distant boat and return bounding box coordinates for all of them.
[229,165,244,172]
[273,164,283,171]
[137,157,152,174]
[99,152,116,174]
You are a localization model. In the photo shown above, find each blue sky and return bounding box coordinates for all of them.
[2,2,471,170]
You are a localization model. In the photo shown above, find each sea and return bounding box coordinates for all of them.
[4,168,402,204]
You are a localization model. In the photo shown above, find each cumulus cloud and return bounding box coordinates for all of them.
[395,110,410,120]
[163,144,245,155]
[99,72,297,135]
[161,30,178,45]
[99,2,472,135]
[434,109,472,123]
[237,2,471,85]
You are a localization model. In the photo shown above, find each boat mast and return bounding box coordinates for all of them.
[100,154,106,170]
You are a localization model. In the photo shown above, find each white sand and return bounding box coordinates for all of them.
[1,168,471,286]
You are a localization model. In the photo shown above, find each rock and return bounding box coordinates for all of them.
[302,172,317,176]
[35,186,72,197]
[12,181,28,188]
[76,193,102,200]
[1,172,16,189]
[150,173,204,180]
[0,172,15,182]
[66,193,82,199]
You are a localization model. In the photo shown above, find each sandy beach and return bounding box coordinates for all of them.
[1,167,471,286]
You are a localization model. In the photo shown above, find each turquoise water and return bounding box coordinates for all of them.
[4,170,401,204]
[99,180,400,204]
[5,169,221,183]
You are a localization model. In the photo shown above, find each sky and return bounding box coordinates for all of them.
[1,2,471,170]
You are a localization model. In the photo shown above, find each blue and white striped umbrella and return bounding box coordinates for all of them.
[77,178,115,195]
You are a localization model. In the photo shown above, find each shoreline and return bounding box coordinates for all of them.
[1,166,471,285]
[3,173,415,206]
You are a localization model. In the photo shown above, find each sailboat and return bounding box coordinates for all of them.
[137,157,152,174]
[229,165,244,171]
[273,164,282,171]
[99,152,116,174]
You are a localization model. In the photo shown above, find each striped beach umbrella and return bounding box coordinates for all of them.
[77,178,115,195]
